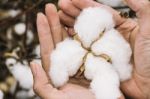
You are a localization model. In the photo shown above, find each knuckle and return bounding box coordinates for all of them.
[58,0,69,11]
[72,0,78,4]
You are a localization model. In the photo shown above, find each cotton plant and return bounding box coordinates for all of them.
[49,7,132,99]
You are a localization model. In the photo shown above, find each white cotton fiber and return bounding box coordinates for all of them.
[34,45,40,58]
[49,38,87,87]
[0,90,4,99]
[14,23,26,35]
[50,6,132,99]
[91,29,132,81]
[74,7,115,48]
[84,54,121,99]
[11,62,33,89]
[97,0,126,7]
[6,58,17,67]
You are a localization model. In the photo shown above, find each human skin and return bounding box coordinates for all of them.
[30,0,150,99]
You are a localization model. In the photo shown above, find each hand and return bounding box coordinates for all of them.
[30,4,95,99]
[59,0,150,98]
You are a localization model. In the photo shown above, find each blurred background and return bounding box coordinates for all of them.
[0,0,57,99]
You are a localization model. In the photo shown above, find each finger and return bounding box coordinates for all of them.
[68,28,76,36]
[125,0,150,35]
[59,10,75,27]
[45,4,62,46]
[121,78,145,99]
[125,0,149,14]
[58,0,81,17]
[72,0,100,9]
[72,0,126,26]
[37,13,54,73]
[30,62,54,98]
[116,18,138,49]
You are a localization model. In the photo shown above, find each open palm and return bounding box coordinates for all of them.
[30,0,150,98]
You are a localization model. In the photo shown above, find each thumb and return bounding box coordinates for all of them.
[125,0,150,16]
[125,0,150,34]
[30,62,54,98]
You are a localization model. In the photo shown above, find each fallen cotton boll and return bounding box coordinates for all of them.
[97,0,126,7]
[74,7,115,48]
[49,7,132,99]
[91,29,132,81]
[0,90,4,99]
[50,38,87,87]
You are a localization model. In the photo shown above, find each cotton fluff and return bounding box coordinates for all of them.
[50,38,87,87]
[11,63,33,89]
[74,7,115,48]
[14,23,26,35]
[6,58,33,89]
[26,30,34,45]
[97,0,126,7]
[85,54,121,99]
[8,10,20,17]
[91,29,132,81]
[0,90,4,99]
[49,7,132,99]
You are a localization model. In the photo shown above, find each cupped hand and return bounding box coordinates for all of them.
[30,4,95,99]
[58,0,150,98]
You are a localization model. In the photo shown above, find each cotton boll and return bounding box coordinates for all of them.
[91,75,121,99]
[84,54,121,99]
[91,29,132,81]
[74,7,115,48]
[6,28,13,40]
[8,10,20,17]
[0,90,4,99]
[97,0,126,7]
[14,23,26,35]
[34,45,40,58]
[5,58,17,68]
[10,63,33,89]
[26,30,34,45]
[50,38,87,87]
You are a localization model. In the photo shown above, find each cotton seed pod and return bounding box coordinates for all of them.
[74,7,115,48]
